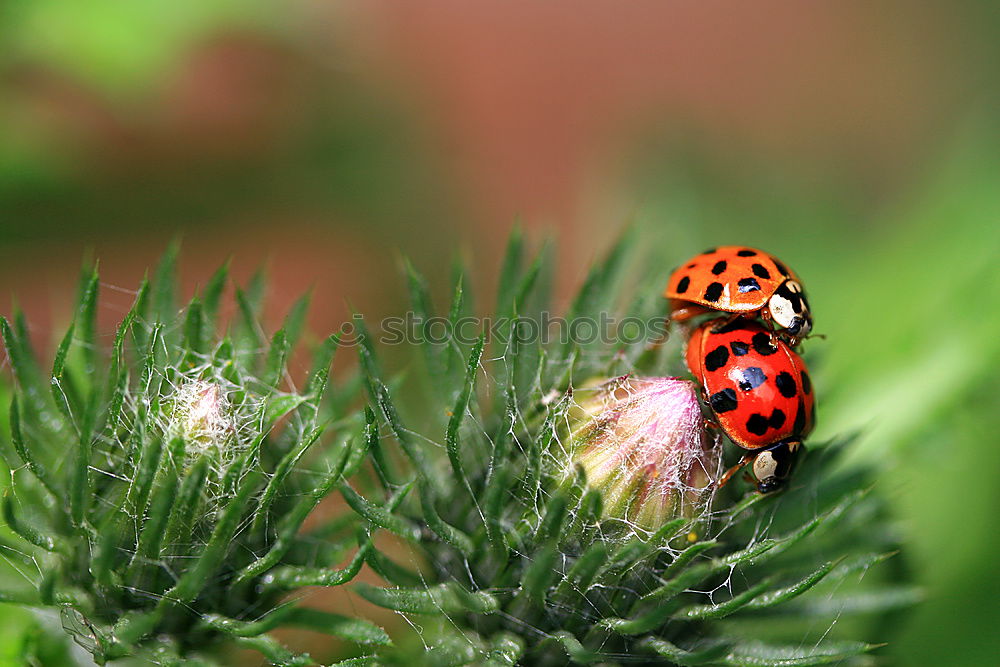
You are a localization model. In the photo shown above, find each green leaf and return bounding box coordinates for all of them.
[481,463,511,559]
[604,517,688,573]
[419,482,474,557]
[236,442,351,584]
[262,537,372,592]
[405,259,446,384]
[305,333,340,405]
[286,608,391,646]
[359,341,433,483]
[495,226,524,317]
[543,631,601,664]
[124,434,164,524]
[75,266,100,375]
[158,469,262,609]
[535,492,570,546]
[341,406,376,479]
[202,606,390,646]
[553,542,609,601]
[716,640,881,666]
[340,482,420,541]
[105,290,142,432]
[163,456,209,550]
[201,261,229,328]
[758,586,922,618]
[264,392,307,426]
[49,322,78,431]
[354,582,498,615]
[282,291,312,353]
[738,560,839,612]
[251,420,322,532]
[182,297,206,357]
[482,633,524,667]
[2,492,60,552]
[230,635,312,667]
[128,437,186,582]
[517,541,558,606]
[263,328,290,392]
[639,638,731,666]
[445,334,484,490]
[9,395,60,497]
[152,241,180,324]
[365,545,424,587]
[1,315,43,393]
[235,286,264,350]
[659,540,720,581]
[673,579,773,620]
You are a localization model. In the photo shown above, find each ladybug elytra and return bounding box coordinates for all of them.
[685,318,815,493]
[665,246,813,342]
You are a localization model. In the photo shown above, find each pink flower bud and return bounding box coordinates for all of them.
[568,376,720,531]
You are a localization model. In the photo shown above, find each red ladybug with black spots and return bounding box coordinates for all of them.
[686,318,816,493]
[665,246,812,344]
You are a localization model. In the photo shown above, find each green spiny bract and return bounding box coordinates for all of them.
[0,234,916,666]
[350,232,914,666]
[0,251,385,665]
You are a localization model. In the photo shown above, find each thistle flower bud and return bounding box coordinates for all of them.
[168,380,234,454]
[567,376,720,531]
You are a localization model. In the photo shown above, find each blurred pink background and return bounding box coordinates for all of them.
[0,1,976,350]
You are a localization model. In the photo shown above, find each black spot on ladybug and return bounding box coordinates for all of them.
[704,346,729,372]
[702,248,718,255]
[793,398,806,434]
[737,366,767,391]
[769,408,786,429]
[775,372,797,398]
[687,263,697,269]
[711,260,727,275]
[773,260,790,277]
[730,340,750,356]
[737,277,761,293]
[737,249,757,257]
[745,414,769,436]
[751,263,771,280]
[752,332,778,356]
[800,371,812,395]
[710,389,738,413]
[703,282,724,302]
[675,276,690,294]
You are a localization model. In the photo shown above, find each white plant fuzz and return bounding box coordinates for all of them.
[569,375,722,530]
[168,380,234,455]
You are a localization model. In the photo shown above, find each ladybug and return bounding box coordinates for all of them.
[665,246,812,342]
[685,318,815,493]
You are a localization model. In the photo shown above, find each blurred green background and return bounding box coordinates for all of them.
[2,1,999,665]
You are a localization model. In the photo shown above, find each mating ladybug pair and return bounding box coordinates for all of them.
[665,246,816,494]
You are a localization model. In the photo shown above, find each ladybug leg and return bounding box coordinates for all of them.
[670,303,712,323]
[760,310,796,346]
[717,454,754,488]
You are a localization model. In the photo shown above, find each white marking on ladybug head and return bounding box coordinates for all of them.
[768,280,812,336]
[768,292,796,329]
[752,450,779,484]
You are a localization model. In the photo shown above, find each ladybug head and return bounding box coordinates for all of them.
[768,280,812,338]
[752,439,803,494]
